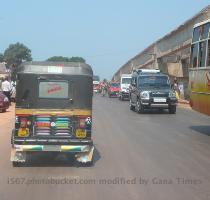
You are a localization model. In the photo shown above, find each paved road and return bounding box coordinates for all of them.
[0,96,210,200]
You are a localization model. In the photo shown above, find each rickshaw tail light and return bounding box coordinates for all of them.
[20,118,27,128]
[19,118,31,128]
[79,118,86,128]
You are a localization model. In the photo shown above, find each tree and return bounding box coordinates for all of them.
[0,53,4,62]
[4,42,32,67]
[47,56,86,63]
[47,56,70,62]
[69,57,86,63]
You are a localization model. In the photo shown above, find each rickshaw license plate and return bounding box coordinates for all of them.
[76,129,86,138]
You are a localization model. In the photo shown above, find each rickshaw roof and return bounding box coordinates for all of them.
[17,61,93,76]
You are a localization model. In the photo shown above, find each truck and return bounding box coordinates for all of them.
[118,74,132,100]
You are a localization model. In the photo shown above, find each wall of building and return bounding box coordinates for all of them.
[112,6,210,99]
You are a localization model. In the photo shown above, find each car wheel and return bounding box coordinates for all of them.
[169,105,176,114]
[136,99,144,113]
[12,161,21,167]
[2,109,6,113]
[129,99,135,111]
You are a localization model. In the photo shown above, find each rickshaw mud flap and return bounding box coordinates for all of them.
[75,146,94,163]
[11,149,26,162]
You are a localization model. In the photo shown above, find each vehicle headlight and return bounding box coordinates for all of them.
[140,91,149,99]
[122,88,128,92]
[169,92,176,98]
[4,97,9,102]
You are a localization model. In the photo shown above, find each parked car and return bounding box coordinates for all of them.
[108,82,120,98]
[0,92,10,112]
[129,69,177,114]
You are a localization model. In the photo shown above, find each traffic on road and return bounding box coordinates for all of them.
[0,90,210,200]
[0,3,210,200]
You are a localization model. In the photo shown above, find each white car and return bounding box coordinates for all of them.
[118,74,132,100]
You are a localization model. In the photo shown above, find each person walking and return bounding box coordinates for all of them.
[173,77,180,100]
[1,77,11,104]
[101,82,106,97]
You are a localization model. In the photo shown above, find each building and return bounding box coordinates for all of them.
[0,62,8,79]
[112,6,210,99]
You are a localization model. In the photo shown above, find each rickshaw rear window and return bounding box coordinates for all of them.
[39,81,69,99]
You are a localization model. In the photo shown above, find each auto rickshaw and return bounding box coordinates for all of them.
[11,61,94,166]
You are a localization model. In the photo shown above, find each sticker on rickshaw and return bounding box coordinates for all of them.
[76,129,87,138]
[18,128,29,137]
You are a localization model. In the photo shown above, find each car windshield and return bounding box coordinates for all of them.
[39,81,69,99]
[138,76,170,88]
[121,78,131,84]
[111,83,119,87]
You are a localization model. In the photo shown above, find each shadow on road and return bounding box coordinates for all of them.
[15,146,101,168]
[190,126,210,136]
[133,109,171,115]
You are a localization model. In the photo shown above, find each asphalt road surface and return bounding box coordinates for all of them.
[0,95,210,200]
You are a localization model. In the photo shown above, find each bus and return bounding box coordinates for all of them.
[189,19,210,115]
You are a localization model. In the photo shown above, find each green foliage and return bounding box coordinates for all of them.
[47,56,70,62]
[69,57,86,63]
[0,53,4,62]
[47,56,86,63]
[4,42,32,66]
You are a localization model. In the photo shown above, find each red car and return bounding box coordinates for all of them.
[108,82,120,98]
[0,92,10,112]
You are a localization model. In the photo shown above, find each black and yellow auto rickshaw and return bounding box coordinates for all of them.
[11,62,94,166]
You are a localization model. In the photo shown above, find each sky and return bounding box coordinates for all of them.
[0,0,209,80]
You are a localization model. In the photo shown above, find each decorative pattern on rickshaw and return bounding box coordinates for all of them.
[35,115,73,136]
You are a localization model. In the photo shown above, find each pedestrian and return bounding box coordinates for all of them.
[1,77,11,104]
[173,77,180,99]
[101,82,107,96]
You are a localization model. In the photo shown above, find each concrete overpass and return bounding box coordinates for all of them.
[112,5,210,99]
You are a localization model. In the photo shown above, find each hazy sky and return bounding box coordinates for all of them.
[0,0,209,79]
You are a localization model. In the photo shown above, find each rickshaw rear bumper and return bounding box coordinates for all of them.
[11,142,94,163]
